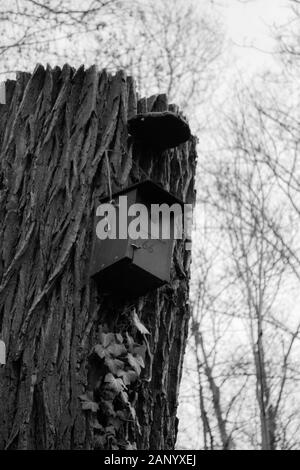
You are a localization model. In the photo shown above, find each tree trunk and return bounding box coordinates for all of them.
[0,64,196,450]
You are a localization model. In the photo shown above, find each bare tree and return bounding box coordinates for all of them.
[0,0,223,129]
[0,0,121,74]
[196,99,300,449]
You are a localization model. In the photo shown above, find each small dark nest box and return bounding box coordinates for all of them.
[90,180,184,298]
[128,111,191,150]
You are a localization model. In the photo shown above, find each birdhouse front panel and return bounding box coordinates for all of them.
[128,207,175,282]
[90,180,183,297]
[90,189,137,276]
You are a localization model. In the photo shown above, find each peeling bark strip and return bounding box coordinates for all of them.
[0,64,197,450]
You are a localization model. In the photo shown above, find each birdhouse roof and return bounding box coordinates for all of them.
[100,180,185,207]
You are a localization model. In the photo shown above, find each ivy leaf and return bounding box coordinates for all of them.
[135,354,145,368]
[120,390,129,404]
[102,388,118,401]
[133,343,147,361]
[94,341,126,360]
[127,353,144,375]
[94,344,106,359]
[100,398,115,417]
[100,332,116,348]
[125,333,135,352]
[108,343,127,357]
[104,373,127,394]
[117,369,138,386]
[79,392,99,412]
[115,333,123,343]
[105,357,124,375]
[81,400,99,412]
[132,311,150,335]
[79,391,94,402]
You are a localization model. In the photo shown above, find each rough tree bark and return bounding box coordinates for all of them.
[0,64,197,450]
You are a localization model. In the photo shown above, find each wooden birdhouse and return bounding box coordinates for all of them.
[90,180,184,297]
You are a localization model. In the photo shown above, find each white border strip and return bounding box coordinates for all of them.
[0,82,6,104]
[0,340,6,365]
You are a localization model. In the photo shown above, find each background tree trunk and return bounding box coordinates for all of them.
[0,64,197,450]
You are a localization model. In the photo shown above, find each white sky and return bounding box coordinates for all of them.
[194,0,295,135]
[178,0,299,450]
[219,0,291,73]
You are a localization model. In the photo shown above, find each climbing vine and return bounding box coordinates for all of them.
[79,310,151,450]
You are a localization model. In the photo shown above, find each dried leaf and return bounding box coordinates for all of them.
[132,311,150,335]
